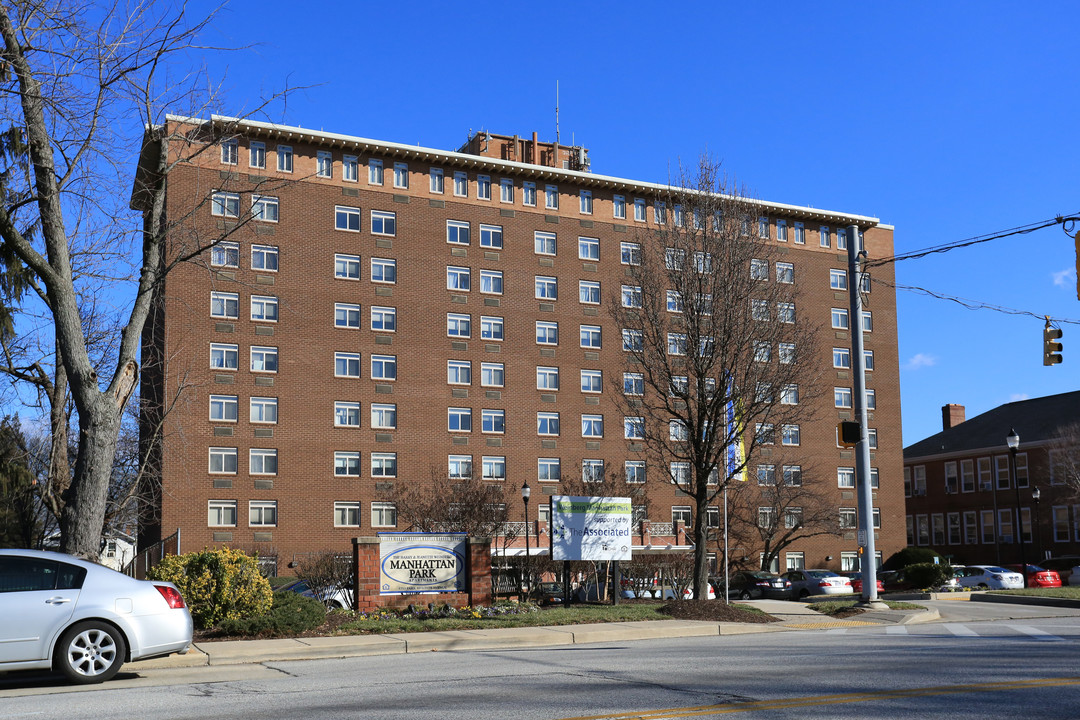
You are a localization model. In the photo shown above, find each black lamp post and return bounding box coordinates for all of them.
[1007,428,1027,587]
[1032,486,1043,563]
[521,480,531,597]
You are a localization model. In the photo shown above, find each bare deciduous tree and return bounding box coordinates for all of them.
[609,156,822,599]
[1049,422,1080,502]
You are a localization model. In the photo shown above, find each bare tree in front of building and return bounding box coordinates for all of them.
[1049,422,1080,502]
[609,156,823,600]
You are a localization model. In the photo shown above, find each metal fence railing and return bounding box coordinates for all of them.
[123,529,179,579]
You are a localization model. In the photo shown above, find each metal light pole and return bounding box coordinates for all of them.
[1032,487,1043,563]
[521,480,531,599]
[1007,428,1027,587]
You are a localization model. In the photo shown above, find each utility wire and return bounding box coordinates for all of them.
[873,277,1080,325]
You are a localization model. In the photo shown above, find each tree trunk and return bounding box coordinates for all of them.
[58,395,121,560]
[694,490,711,600]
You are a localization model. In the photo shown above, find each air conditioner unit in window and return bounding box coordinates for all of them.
[914,488,926,496]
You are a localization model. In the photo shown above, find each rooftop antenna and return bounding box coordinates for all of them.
[556,81,560,144]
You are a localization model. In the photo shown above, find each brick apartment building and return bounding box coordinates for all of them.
[137,115,906,575]
[904,392,1080,565]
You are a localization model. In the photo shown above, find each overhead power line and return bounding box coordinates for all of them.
[873,277,1080,325]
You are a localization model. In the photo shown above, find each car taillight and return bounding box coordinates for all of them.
[818,580,830,587]
[155,585,187,609]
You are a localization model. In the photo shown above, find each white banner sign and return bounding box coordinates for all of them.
[550,496,633,561]
[379,533,467,595]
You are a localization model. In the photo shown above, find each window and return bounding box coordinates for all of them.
[831,308,849,330]
[784,507,802,529]
[534,231,556,256]
[537,412,560,436]
[368,159,383,185]
[830,269,847,290]
[371,257,396,284]
[453,171,467,196]
[371,501,397,527]
[837,228,849,250]
[480,224,503,249]
[669,376,688,397]
[783,465,802,486]
[750,258,768,281]
[245,500,277,527]
[758,217,769,239]
[523,181,536,206]
[446,313,471,338]
[537,366,559,390]
[476,174,490,199]
[667,291,684,313]
[667,333,687,355]
[247,141,266,169]
[210,394,238,422]
[793,222,805,244]
[579,190,593,214]
[221,138,237,165]
[371,355,397,380]
[248,245,279,274]
[781,424,800,446]
[669,420,688,441]
[371,403,396,430]
[335,352,361,378]
[480,270,503,295]
[371,306,396,332]
[448,408,472,432]
[820,226,831,248]
[838,467,855,488]
[394,162,409,189]
[535,276,557,300]
[654,202,667,225]
[209,447,237,474]
[672,506,692,526]
[670,462,691,485]
[694,252,713,273]
[499,178,514,203]
[613,195,626,219]
[442,220,472,246]
[538,458,561,482]
[250,396,278,424]
[371,211,396,236]
[430,167,444,194]
[335,402,361,427]
[446,266,471,291]
[580,369,602,393]
[250,346,278,373]
[580,325,601,349]
[582,459,604,482]
[317,151,332,178]
[623,372,644,395]
[861,312,873,332]
[371,453,397,478]
[343,155,358,182]
[621,285,642,308]
[482,456,506,482]
[834,387,852,408]
[578,236,599,260]
[839,507,857,530]
[624,416,644,439]
[276,144,292,172]
[755,423,775,445]
[545,184,558,209]
[335,303,361,329]
[536,321,558,345]
[833,348,851,369]
[335,254,360,280]
[753,341,771,363]
[665,248,684,270]
[770,265,794,288]
[449,455,472,479]
[481,362,504,388]
[211,191,240,219]
[633,197,646,222]
[866,388,876,410]
[625,460,645,484]
[249,295,278,323]
[482,409,505,434]
[620,242,641,266]
[335,206,361,232]
[481,315,503,341]
[777,302,795,324]
[210,343,238,370]
[867,428,878,449]
[781,384,799,405]
[757,464,776,485]
[208,500,237,527]
[447,360,471,385]
[335,502,360,527]
[211,292,238,319]
[751,299,771,321]
[864,350,875,371]
[579,280,600,305]
[622,329,642,352]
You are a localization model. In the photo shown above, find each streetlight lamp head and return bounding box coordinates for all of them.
[521,481,531,502]
[1032,487,1041,501]
[1007,428,1020,450]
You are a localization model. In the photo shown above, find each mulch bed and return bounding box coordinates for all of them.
[657,600,781,623]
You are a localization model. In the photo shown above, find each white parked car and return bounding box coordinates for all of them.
[0,549,193,683]
[953,565,1024,590]
[780,569,854,599]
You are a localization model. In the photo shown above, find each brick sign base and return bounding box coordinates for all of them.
[352,536,492,611]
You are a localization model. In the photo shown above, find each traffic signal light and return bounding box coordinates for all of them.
[837,421,860,447]
[1044,321,1063,366]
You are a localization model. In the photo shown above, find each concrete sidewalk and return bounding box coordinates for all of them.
[129,600,938,671]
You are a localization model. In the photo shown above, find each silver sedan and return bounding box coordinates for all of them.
[0,549,193,683]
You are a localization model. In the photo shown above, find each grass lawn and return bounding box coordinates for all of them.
[990,586,1080,599]
[809,599,924,615]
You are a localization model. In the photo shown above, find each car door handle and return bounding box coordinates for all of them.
[45,597,72,604]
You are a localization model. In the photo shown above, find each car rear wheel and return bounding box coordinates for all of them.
[739,590,752,600]
[798,589,809,599]
[56,621,127,684]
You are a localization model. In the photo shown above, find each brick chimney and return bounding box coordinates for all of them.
[942,404,965,430]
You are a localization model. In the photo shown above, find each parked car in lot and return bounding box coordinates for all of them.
[953,565,1024,590]
[0,549,193,684]
[717,571,792,600]
[840,571,885,595]
[780,569,853,599]
[1038,557,1080,585]
[1004,564,1062,588]
[274,579,352,609]
[878,567,959,593]
[530,581,565,605]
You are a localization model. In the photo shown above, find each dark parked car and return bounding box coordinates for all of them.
[531,581,565,605]
[1039,557,1080,585]
[717,571,792,600]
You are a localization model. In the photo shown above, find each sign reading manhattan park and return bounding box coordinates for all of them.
[377,496,632,594]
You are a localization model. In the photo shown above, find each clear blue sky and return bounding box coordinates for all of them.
[182,1,1080,447]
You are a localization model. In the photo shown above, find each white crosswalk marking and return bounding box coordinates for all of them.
[1006,625,1064,642]
[944,623,978,637]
